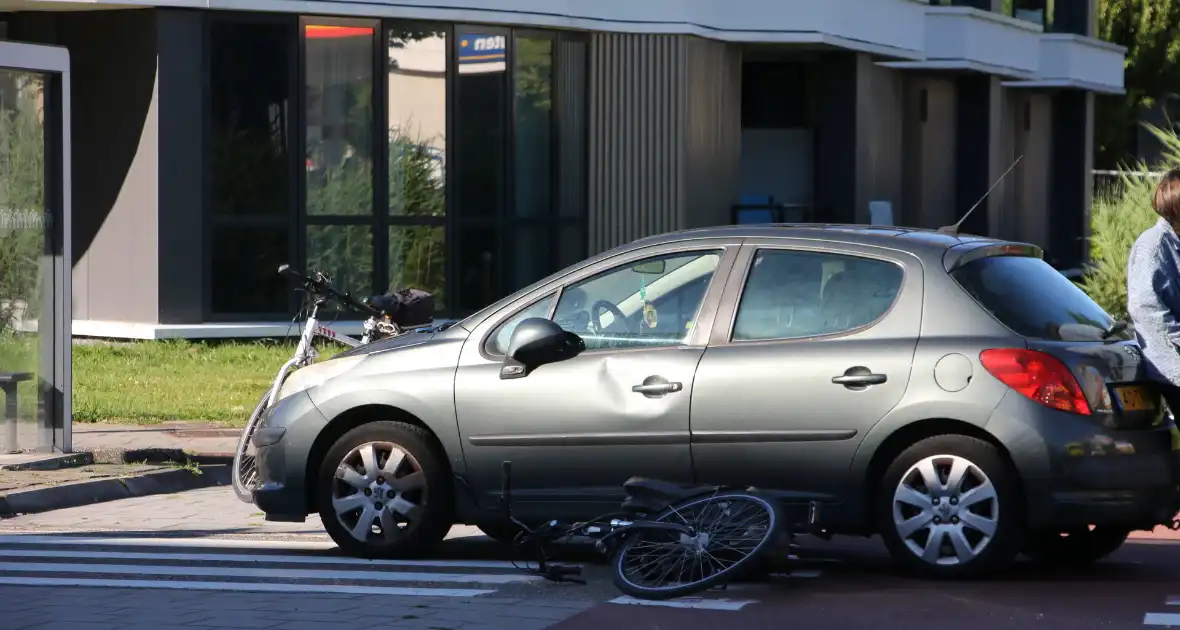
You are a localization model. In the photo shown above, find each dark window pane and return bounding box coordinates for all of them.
[455,30,506,220]
[306,224,374,308]
[513,36,552,218]
[209,20,291,217]
[732,249,903,341]
[388,26,447,218]
[554,251,722,351]
[557,224,586,269]
[508,225,550,293]
[457,225,499,312]
[211,226,288,314]
[741,62,806,129]
[950,254,1120,341]
[389,225,446,310]
[485,292,555,356]
[305,24,375,217]
[556,36,588,218]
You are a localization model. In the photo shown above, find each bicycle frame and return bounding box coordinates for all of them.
[262,297,375,408]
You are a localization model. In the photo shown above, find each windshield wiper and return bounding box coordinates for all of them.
[1102,320,1129,340]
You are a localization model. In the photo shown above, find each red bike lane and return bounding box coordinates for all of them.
[547,535,1180,630]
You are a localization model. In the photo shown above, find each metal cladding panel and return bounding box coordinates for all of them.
[587,33,687,255]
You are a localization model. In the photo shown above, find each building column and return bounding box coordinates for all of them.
[808,53,858,224]
[156,9,205,323]
[1048,90,1094,270]
[953,73,999,236]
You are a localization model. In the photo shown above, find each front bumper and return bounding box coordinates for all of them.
[249,390,330,521]
[988,392,1180,531]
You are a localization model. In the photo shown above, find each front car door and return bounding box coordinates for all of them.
[690,239,923,520]
[454,239,740,519]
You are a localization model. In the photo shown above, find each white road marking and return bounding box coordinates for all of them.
[0,547,522,570]
[0,561,538,584]
[608,596,758,611]
[0,576,493,597]
[0,535,518,567]
[0,535,340,550]
[1164,596,1180,606]
[1144,612,1180,626]
[788,569,823,578]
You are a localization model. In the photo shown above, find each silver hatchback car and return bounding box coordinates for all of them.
[250,224,1180,579]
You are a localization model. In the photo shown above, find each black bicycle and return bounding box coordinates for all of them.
[498,461,790,600]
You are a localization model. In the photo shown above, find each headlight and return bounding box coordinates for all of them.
[276,355,367,402]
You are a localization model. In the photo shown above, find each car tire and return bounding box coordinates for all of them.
[1021,527,1130,566]
[316,420,454,559]
[876,434,1023,579]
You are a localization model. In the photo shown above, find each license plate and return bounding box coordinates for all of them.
[1114,385,1157,412]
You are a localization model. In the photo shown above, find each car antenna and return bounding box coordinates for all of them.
[937,154,1024,236]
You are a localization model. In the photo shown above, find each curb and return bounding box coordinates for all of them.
[0,461,232,518]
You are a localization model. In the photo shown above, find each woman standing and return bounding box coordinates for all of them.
[1127,168,1180,404]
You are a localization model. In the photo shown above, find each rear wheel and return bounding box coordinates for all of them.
[1021,527,1130,566]
[231,393,270,503]
[316,421,454,559]
[611,490,783,600]
[876,434,1023,579]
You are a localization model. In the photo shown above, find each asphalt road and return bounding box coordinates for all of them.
[1,487,1180,629]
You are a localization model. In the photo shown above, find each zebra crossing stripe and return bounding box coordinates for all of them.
[0,576,493,597]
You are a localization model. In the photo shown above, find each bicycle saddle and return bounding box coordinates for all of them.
[364,294,402,315]
[621,477,720,513]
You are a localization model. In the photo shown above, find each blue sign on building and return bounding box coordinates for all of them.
[458,34,506,66]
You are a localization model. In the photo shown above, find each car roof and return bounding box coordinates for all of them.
[628,223,1002,252]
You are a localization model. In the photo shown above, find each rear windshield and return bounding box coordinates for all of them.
[950,255,1126,341]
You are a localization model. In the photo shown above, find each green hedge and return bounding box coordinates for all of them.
[1080,122,1180,320]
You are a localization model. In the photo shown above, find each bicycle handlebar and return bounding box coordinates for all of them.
[277,264,379,316]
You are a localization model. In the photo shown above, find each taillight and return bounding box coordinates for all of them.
[979,348,1092,415]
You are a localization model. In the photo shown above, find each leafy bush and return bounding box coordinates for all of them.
[1080,122,1180,319]
[0,73,46,337]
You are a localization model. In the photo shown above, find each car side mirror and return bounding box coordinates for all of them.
[500,317,585,379]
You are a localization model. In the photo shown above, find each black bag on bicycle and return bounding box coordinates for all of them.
[384,288,435,328]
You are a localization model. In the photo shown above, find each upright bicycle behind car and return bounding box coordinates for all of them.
[230,264,435,503]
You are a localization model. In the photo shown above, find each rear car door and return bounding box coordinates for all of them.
[690,239,924,504]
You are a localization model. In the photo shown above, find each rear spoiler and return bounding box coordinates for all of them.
[943,241,1043,273]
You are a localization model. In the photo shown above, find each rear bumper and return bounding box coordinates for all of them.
[988,392,1180,531]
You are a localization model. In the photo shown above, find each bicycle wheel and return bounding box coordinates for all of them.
[610,489,782,600]
[231,393,270,503]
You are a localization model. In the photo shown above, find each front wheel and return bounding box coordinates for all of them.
[316,421,454,559]
[1022,527,1130,566]
[610,490,783,600]
[231,393,270,503]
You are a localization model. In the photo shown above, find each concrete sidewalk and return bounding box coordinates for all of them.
[73,421,240,457]
[0,422,241,518]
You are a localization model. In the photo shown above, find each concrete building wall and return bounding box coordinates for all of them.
[12,9,162,324]
[854,54,904,225]
[900,75,958,230]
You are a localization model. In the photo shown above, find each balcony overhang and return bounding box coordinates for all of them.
[1001,34,1126,94]
[876,6,1041,79]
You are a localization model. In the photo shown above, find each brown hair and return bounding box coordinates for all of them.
[1153,168,1180,230]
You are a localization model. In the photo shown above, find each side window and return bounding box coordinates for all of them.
[553,251,722,351]
[485,293,557,356]
[732,249,903,341]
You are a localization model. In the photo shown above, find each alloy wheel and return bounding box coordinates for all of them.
[330,441,428,543]
[891,454,999,566]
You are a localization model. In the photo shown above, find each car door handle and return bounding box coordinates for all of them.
[832,367,887,387]
[632,381,683,396]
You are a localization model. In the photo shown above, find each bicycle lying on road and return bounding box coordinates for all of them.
[498,461,797,600]
[231,264,435,503]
